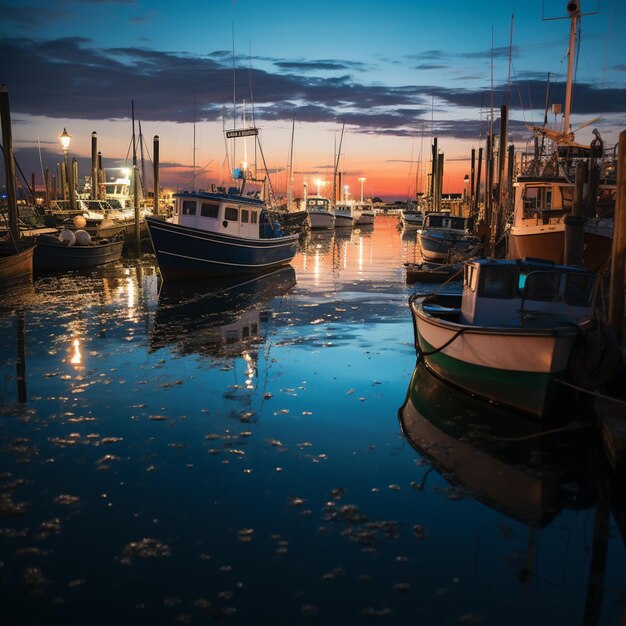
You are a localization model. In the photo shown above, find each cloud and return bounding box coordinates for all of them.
[0,1,67,26]
[275,60,368,72]
[1,37,624,142]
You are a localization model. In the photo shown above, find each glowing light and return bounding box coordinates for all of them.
[314,178,326,196]
[121,168,131,178]
[59,128,71,151]
[70,339,82,365]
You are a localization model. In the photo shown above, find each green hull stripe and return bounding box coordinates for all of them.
[419,336,555,416]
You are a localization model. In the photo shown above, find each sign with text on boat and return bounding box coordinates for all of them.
[226,128,259,138]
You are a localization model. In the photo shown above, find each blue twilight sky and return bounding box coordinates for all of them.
[1,0,625,197]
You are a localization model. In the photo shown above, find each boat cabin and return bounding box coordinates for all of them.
[306,196,332,213]
[513,179,573,223]
[172,191,282,239]
[460,258,597,326]
[424,213,472,232]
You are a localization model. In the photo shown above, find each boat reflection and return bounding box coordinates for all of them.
[398,363,594,526]
[150,265,297,358]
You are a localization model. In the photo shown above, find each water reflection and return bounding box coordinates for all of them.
[399,363,626,623]
[150,266,297,358]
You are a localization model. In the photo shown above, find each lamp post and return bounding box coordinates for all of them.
[359,177,366,203]
[463,174,470,215]
[59,128,71,203]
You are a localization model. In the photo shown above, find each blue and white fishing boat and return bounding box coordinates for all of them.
[418,212,480,262]
[146,177,298,281]
[409,257,619,417]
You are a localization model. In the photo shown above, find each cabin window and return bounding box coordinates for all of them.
[479,266,517,299]
[225,207,238,221]
[241,209,249,223]
[242,326,250,338]
[251,211,258,224]
[182,200,197,215]
[200,203,219,218]
[464,264,477,291]
[563,273,595,306]
[524,271,561,301]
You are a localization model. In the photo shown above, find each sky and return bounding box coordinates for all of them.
[1,0,625,200]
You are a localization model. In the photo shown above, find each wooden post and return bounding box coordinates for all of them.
[437,153,444,212]
[470,148,476,211]
[91,131,98,200]
[431,137,438,210]
[153,135,159,215]
[0,85,19,240]
[132,100,141,256]
[31,172,36,204]
[564,160,586,267]
[495,104,508,242]
[475,147,483,219]
[608,130,626,339]
[44,167,50,209]
[69,157,77,212]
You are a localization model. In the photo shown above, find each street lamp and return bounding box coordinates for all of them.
[59,128,71,201]
[314,178,325,196]
[359,177,366,203]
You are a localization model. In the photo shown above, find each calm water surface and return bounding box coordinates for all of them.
[1,216,624,625]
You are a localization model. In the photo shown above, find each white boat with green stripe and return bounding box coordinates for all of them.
[409,257,605,417]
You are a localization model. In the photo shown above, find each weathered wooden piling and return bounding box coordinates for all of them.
[69,157,77,212]
[474,147,483,219]
[153,135,160,215]
[564,160,587,266]
[131,100,141,256]
[91,132,98,199]
[0,85,19,240]
[608,130,626,338]
[599,129,626,472]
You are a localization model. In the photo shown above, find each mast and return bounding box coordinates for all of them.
[563,0,580,139]
[287,119,295,211]
[333,121,345,204]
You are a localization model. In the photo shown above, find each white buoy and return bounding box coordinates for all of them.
[58,229,76,246]
[74,229,92,246]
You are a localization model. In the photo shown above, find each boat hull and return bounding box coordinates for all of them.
[32,236,124,270]
[354,213,375,226]
[411,299,580,417]
[308,211,335,230]
[333,214,353,228]
[0,244,35,287]
[146,216,299,280]
[401,213,423,230]
[508,224,612,272]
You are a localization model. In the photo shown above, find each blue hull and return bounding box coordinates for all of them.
[146,216,299,280]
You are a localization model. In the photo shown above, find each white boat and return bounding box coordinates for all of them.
[353,202,375,226]
[305,195,335,230]
[333,202,354,228]
[409,257,619,417]
[400,208,424,230]
[418,213,480,262]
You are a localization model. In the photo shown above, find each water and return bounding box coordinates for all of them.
[0,216,624,625]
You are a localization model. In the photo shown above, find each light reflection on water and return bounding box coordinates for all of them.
[0,216,624,626]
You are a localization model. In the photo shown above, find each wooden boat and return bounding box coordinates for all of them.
[0,242,35,287]
[409,257,619,417]
[404,261,462,284]
[418,213,480,262]
[145,182,299,281]
[32,232,124,270]
[506,2,615,271]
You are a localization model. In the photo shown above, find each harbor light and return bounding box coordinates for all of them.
[59,128,71,152]
[359,177,366,202]
[314,178,325,196]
